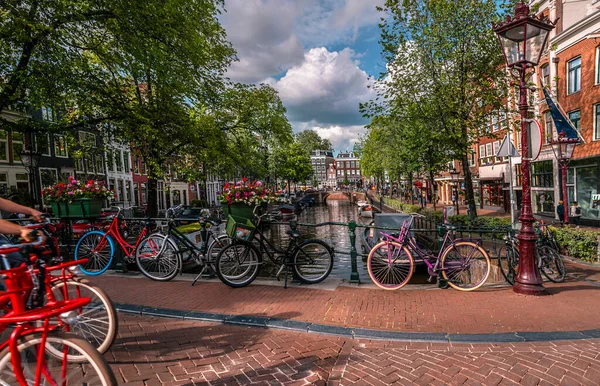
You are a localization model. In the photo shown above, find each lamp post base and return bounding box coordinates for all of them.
[513,281,547,296]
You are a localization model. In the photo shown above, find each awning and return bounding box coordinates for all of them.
[414,181,423,187]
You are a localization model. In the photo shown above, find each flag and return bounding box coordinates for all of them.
[542,87,581,140]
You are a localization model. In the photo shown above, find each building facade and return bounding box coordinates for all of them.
[335,151,361,186]
[310,150,334,189]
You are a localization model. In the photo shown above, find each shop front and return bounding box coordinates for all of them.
[478,164,508,208]
[567,160,600,224]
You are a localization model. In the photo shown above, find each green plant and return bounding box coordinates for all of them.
[41,177,113,202]
[190,199,207,208]
[550,226,599,262]
[447,215,511,229]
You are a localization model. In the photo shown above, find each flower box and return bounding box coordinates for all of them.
[67,198,104,218]
[43,178,114,218]
[227,202,255,221]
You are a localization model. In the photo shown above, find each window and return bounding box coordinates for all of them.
[0,173,7,195]
[345,161,350,168]
[568,110,580,129]
[597,46,600,85]
[499,110,507,129]
[595,104,600,140]
[15,173,29,192]
[541,64,550,87]
[141,161,147,175]
[95,155,104,174]
[142,184,148,204]
[532,160,553,187]
[133,157,139,174]
[515,164,522,187]
[106,149,114,171]
[116,150,123,172]
[356,161,359,168]
[486,143,492,157]
[356,170,360,176]
[11,132,23,163]
[39,168,58,188]
[54,135,68,157]
[78,131,96,147]
[493,141,500,162]
[492,114,499,132]
[567,57,581,94]
[469,152,476,167]
[75,158,84,172]
[41,107,55,122]
[0,131,7,161]
[544,111,553,144]
[36,133,50,156]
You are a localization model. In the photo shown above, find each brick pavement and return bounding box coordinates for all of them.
[111,314,600,385]
[88,263,600,334]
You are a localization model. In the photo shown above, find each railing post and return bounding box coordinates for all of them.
[348,220,360,284]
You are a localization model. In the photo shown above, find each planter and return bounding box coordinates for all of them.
[227,203,255,221]
[49,201,69,218]
[67,199,103,218]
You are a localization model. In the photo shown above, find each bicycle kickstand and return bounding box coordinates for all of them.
[190,265,207,287]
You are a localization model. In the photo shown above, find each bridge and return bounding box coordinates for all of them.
[305,191,366,204]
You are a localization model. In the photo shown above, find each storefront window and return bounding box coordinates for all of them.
[533,191,554,214]
[575,166,598,218]
[532,161,553,188]
[515,164,522,187]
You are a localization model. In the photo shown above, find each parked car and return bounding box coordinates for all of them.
[177,207,208,225]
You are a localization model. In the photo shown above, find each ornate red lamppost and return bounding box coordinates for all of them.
[551,132,578,223]
[493,2,556,295]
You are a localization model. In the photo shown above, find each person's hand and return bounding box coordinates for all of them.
[28,208,43,222]
[20,227,35,242]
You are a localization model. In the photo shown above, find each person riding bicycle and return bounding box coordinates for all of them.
[0,198,44,267]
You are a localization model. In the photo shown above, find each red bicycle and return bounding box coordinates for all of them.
[0,237,117,385]
[73,207,160,275]
[21,221,119,355]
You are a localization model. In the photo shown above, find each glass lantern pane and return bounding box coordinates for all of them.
[524,24,549,65]
[498,26,525,66]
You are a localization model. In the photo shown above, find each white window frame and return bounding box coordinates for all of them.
[493,141,500,163]
[544,111,553,145]
[596,46,600,85]
[54,135,68,158]
[0,130,7,162]
[479,145,485,159]
[594,103,600,141]
[567,56,581,95]
[486,143,492,157]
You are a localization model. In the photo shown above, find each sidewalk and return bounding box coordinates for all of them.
[88,258,600,336]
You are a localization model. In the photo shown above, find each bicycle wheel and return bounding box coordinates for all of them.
[0,331,117,385]
[441,241,491,291]
[74,231,115,276]
[216,241,261,288]
[498,245,519,285]
[367,240,414,290]
[293,239,334,284]
[135,234,181,281]
[538,245,566,283]
[206,234,231,265]
[48,280,118,358]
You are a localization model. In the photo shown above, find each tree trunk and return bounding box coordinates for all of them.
[461,153,477,220]
[429,170,437,210]
[147,176,159,217]
[408,173,414,205]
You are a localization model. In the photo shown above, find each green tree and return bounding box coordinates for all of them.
[269,142,312,194]
[370,0,510,219]
[294,130,333,154]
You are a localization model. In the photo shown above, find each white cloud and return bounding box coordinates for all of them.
[274,47,375,125]
[311,124,366,153]
[222,0,385,83]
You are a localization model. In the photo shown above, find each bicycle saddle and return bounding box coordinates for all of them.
[286,229,301,239]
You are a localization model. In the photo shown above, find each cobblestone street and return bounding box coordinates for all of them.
[112,314,600,385]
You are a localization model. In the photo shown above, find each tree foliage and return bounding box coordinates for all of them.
[294,130,333,154]
[361,0,511,218]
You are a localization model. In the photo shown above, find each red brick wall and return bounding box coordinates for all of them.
[555,38,600,159]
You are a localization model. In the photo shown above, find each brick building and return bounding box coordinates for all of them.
[310,150,334,189]
[335,151,361,186]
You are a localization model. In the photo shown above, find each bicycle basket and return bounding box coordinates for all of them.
[225,215,255,241]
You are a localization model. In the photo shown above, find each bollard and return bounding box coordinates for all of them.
[348,220,361,284]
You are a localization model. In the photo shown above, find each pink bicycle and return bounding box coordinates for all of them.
[367,214,491,291]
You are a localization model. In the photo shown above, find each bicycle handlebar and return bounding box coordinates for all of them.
[0,234,45,255]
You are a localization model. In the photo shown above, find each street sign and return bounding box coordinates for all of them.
[528,120,543,161]
[496,134,519,157]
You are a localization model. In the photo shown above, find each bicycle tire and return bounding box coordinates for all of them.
[215,241,261,288]
[367,240,414,290]
[206,234,231,266]
[538,245,566,283]
[48,280,118,357]
[440,241,490,291]
[135,234,181,281]
[0,331,117,385]
[293,239,334,284]
[74,231,115,276]
[498,245,519,285]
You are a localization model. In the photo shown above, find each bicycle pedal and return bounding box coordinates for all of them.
[427,276,433,283]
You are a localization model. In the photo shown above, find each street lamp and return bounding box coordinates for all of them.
[449,168,460,215]
[494,1,555,296]
[551,132,578,223]
[20,147,42,208]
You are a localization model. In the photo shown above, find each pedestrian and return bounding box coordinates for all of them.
[570,201,582,227]
[556,200,565,223]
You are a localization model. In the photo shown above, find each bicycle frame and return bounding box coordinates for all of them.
[102,216,149,257]
[381,219,483,277]
[252,224,298,266]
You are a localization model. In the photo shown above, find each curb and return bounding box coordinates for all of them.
[115,302,600,343]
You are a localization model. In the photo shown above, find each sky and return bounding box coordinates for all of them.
[220,0,387,154]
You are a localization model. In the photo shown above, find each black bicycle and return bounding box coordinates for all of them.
[215,207,334,288]
[134,210,230,282]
